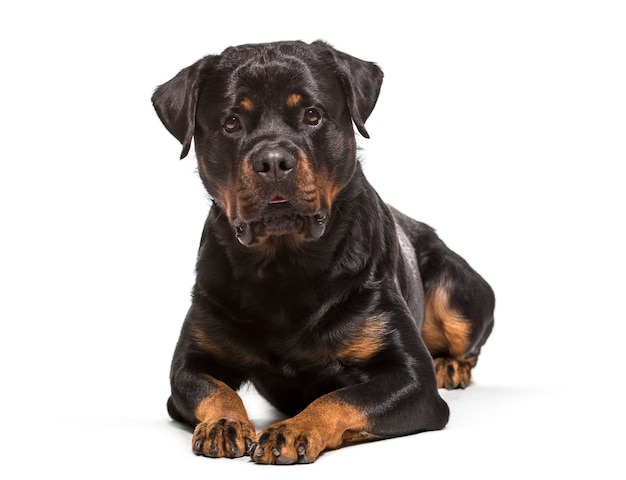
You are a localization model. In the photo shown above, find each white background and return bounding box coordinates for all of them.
[1,1,625,479]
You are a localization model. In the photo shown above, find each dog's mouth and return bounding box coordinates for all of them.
[233,201,327,246]
[269,196,288,205]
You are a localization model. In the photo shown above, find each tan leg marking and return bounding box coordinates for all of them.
[252,396,370,464]
[192,377,256,458]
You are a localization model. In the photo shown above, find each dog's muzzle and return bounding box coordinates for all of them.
[230,141,329,246]
[233,208,327,246]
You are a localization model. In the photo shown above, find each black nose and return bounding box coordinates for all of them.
[250,146,297,182]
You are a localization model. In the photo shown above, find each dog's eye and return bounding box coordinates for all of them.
[303,108,321,126]
[223,115,241,133]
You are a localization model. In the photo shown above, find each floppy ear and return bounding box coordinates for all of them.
[314,41,384,138]
[151,56,216,159]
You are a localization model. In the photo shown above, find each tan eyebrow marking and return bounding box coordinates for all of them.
[286,93,302,107]
[240,97,254,111]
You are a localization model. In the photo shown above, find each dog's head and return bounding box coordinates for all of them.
[152,41,383,247]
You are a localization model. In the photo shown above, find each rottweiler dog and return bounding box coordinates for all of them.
[152,40,494,464]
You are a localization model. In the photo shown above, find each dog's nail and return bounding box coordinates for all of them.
[297,445,306,456]
[272,448,280,457]
[309,213,327,239]
[233,219,253,245]
[255,447,264,457]
[193,439,204,455]
[245,439,254,454]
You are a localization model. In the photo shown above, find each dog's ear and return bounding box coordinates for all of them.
[315,41,384,138]
[152,56,216,159]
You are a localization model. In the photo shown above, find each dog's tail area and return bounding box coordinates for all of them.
[391,207,495,389]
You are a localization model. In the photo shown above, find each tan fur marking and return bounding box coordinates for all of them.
[286,93,302,107]
[291,397,370,449]
[189,320,260,367]
[240,97,254,111]
[236,157,264,221]
[423,285,471,358]
[192,377,256,457]
[189,322,226,358]
[433,357,476,389]
[316,167,341,211]
[253,396,370,463]
[290,152,322,216]
[337,314,388,363]
[194,378,250,424]
[218,185,234,221]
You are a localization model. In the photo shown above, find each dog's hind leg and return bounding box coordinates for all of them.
[392,209,495,389]
[420,242,495,389]
[422,279,492,389]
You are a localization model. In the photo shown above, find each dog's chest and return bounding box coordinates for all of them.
[233,300,358,373]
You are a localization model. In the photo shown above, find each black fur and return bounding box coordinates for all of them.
[152,40,494,464]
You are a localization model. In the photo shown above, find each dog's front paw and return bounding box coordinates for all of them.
[250,421,325,464]
[192,419,255,458]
